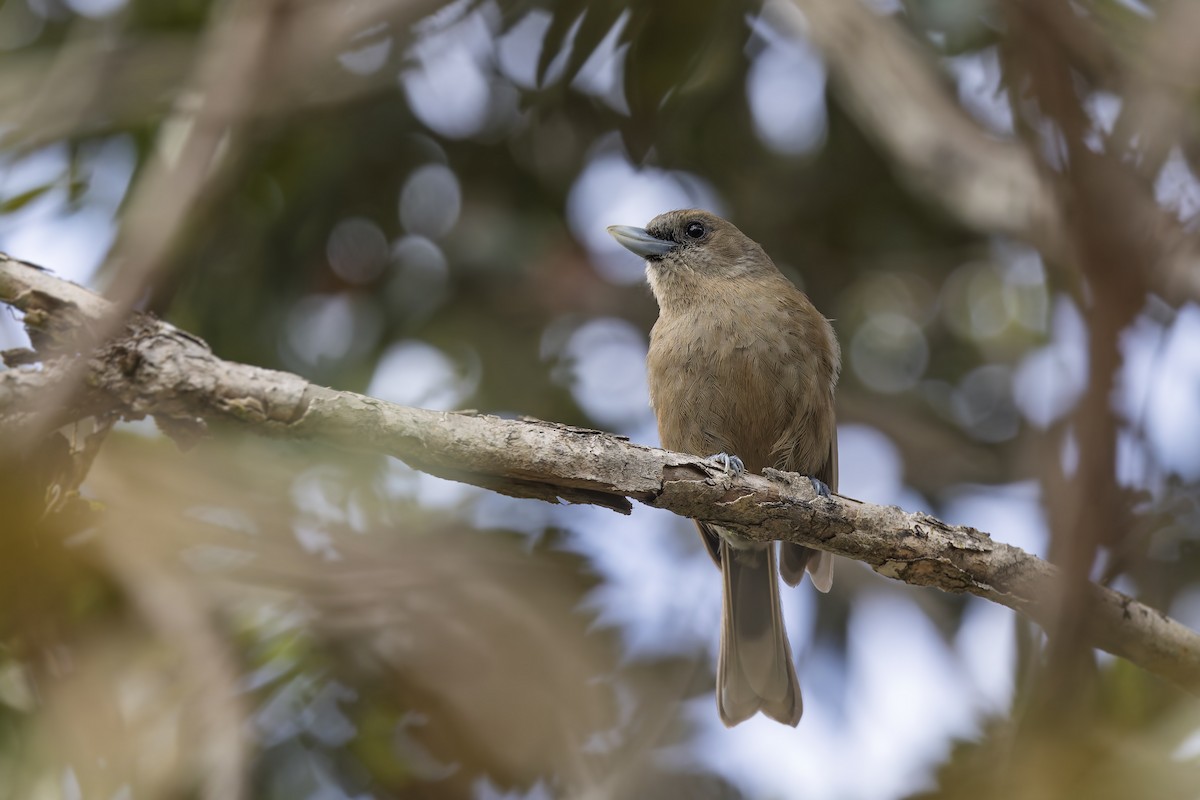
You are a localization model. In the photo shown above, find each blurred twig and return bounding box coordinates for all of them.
[93,534,249,800]
[0,0,440,455]
[997,0,1184,708]
[0,0,428,151]
[3,254,1199,694]
[102,0,303,316]
[779,0,1069,261]
[784,0,1200,306]
[102,0,446,308]
[1112,0,1200,182]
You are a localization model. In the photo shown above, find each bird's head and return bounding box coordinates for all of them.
[607,209,778,308]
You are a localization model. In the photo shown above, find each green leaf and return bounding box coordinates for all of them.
[536,8,586,86]
[0,183,55,214]
[66,177,89,204]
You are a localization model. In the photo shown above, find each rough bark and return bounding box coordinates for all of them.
[2,253,1199,694]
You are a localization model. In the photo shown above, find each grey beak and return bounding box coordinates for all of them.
[607,225,676,258]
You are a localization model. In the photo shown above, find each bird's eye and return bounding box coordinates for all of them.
[685,221,706,239]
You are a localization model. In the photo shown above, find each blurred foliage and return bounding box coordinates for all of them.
[2,0,1200,797]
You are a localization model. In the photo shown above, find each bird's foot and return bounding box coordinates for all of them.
[808,477,832,498]
[706,453,745,476]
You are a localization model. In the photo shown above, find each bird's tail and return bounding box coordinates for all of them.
[717,536,802,727]
[780,543,834,592]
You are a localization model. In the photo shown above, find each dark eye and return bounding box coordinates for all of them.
[684,221,705,239]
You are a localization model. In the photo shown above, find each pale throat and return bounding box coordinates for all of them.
[647,260,783,317]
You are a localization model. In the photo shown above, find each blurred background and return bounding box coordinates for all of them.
[2,0,1200,797]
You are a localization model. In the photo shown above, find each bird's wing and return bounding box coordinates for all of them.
[780,423,837,590]
[823,423,838,493]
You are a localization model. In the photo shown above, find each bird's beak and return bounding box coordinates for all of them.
[607,225,676,258]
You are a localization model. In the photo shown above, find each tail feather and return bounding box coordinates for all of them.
[717,536,802,727]
[780,543,834,592]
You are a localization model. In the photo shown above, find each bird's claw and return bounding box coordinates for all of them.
[808,477,832,498]
[707,453,745,476]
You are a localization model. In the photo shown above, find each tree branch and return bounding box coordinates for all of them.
[3,253,1199,693]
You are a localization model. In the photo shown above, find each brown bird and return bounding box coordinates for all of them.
[608,209,839,727]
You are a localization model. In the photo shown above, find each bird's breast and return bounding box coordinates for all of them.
[646,299,834,474]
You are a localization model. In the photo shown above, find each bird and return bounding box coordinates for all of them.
[608,209,839,726]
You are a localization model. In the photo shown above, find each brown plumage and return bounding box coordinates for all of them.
[608,209,839,727]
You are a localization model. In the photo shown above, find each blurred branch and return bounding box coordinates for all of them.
[2,0,429,151]
[998,0,1172,704]
[102,0,300,315]
[94,535,249,800]
[1,0,441,447]
[0,34,194,148]
[3,254,1200,693]
[1112,0,1200,181]
[778,0,1068,260]
[782,0,1200,306]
